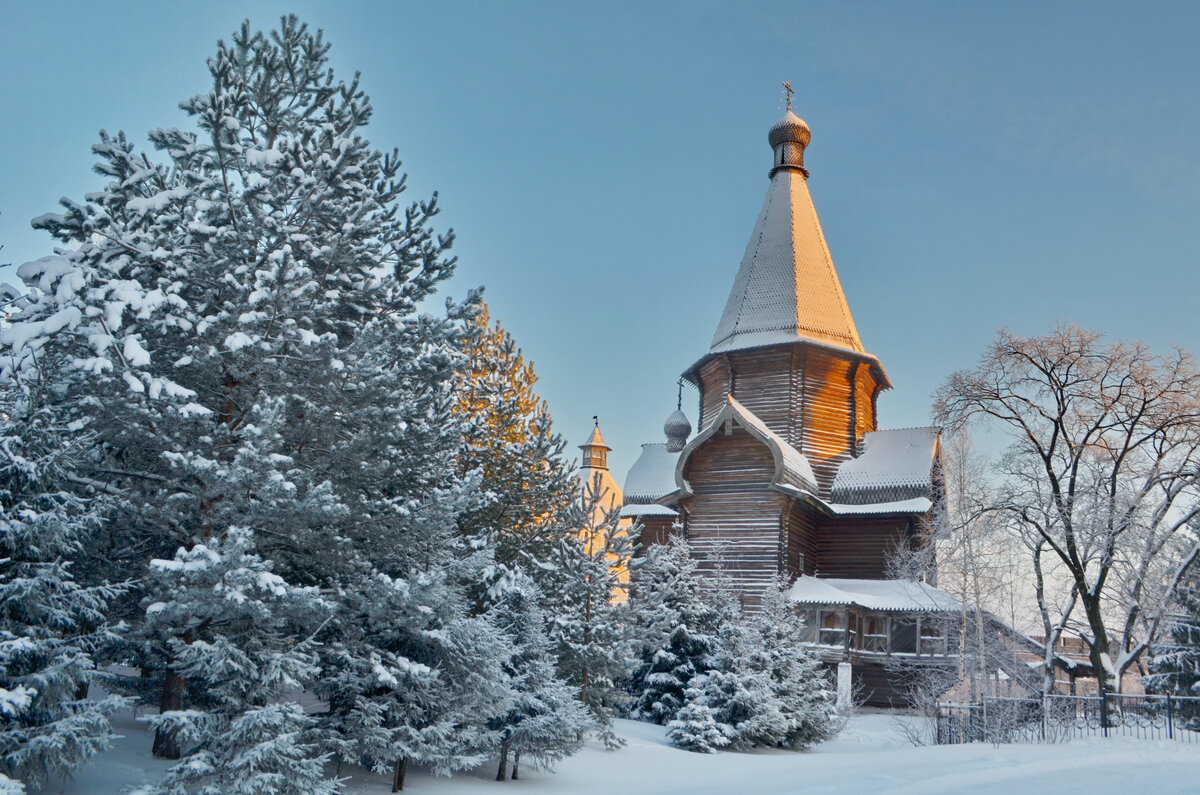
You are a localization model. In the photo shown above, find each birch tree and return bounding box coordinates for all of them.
[935,324,1200,707]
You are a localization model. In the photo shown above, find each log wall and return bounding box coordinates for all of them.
[634,516,677,554]
[847,660,912,708]
[693,342,879,498]
[797,348,854,492]
[784,503,819,578]
[681,424,787,606]
[815,516,914,579]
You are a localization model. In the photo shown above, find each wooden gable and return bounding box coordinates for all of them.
[678,421,789,605]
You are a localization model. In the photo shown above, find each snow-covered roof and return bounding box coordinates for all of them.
[709,130,863,357]
[830,427,941,505]
[676,396,818,497]
[580,423,610,451]
[823,497,932,516]
[770,485,932,517]
[623,443,681,503]
[788,576,961,612]
[619,503,678,518]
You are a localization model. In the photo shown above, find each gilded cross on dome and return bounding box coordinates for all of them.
[782,81,794,112]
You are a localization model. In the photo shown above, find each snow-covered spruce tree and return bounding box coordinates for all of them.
[1145,570,1200,729]
[665,690,729,754]
[0,391,126,790]
[451,304,605,772]
[628,535,723,727]
[541,497,638,748]
[490,574,593,781]
[304,311,523,791]
[668,546,779,752]
[3,14,494,782]
[139,527,335,795]
[743,576,836,749]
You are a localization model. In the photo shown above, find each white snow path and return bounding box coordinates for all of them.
[40,710,1200,794]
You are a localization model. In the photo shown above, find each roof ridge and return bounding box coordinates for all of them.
[868,425,942,434]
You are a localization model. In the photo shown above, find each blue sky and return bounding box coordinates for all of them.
[3,1,1199,478]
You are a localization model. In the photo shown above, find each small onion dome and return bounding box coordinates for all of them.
[768,110,810,178]
[664,409,691,453]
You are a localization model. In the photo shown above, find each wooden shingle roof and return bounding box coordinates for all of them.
[710,115,864,357]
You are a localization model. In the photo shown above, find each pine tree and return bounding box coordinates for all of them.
[453,303,580,606]
[1145,571,1200,729]
[312,506,513,789]
[541,498,637,748]
[452,305,610,771]
[3,14,505,787]
[306,312,518,790]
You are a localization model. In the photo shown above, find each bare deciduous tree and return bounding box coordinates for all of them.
[935,325,1200,714]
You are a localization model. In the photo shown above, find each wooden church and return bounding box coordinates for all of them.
[590,102,963,705]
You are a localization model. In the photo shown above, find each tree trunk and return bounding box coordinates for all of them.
[152,666,185,759]
[392,757,408,792]
[496,736,510,781]
[1079,592,1116,727]
[512,751,520,780]
[75,680,90,701]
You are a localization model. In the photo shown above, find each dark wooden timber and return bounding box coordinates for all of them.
[665,339,933,608]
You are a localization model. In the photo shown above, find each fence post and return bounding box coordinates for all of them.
[1167,695,1175,741]
[1102,691,1109,739]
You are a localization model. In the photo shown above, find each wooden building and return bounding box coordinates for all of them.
[616,107,961,706]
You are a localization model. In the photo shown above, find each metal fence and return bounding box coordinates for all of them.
[937,694,1200,745]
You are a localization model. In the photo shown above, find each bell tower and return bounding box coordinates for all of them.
[682,108,890,492]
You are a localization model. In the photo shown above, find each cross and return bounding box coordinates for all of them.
[782,81,794,112]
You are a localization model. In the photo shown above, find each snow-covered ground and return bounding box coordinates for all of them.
[39,709,1200,794]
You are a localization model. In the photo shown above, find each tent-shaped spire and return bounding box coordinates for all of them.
[579,416,611,470]
[710,111,864,355]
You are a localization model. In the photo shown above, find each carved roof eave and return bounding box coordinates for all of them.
[671,396,819,500]
[773,483,933,517]
[680,337,892,392]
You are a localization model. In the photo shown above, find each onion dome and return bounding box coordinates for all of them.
[768,110,811,177]
[663,409,691,453]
